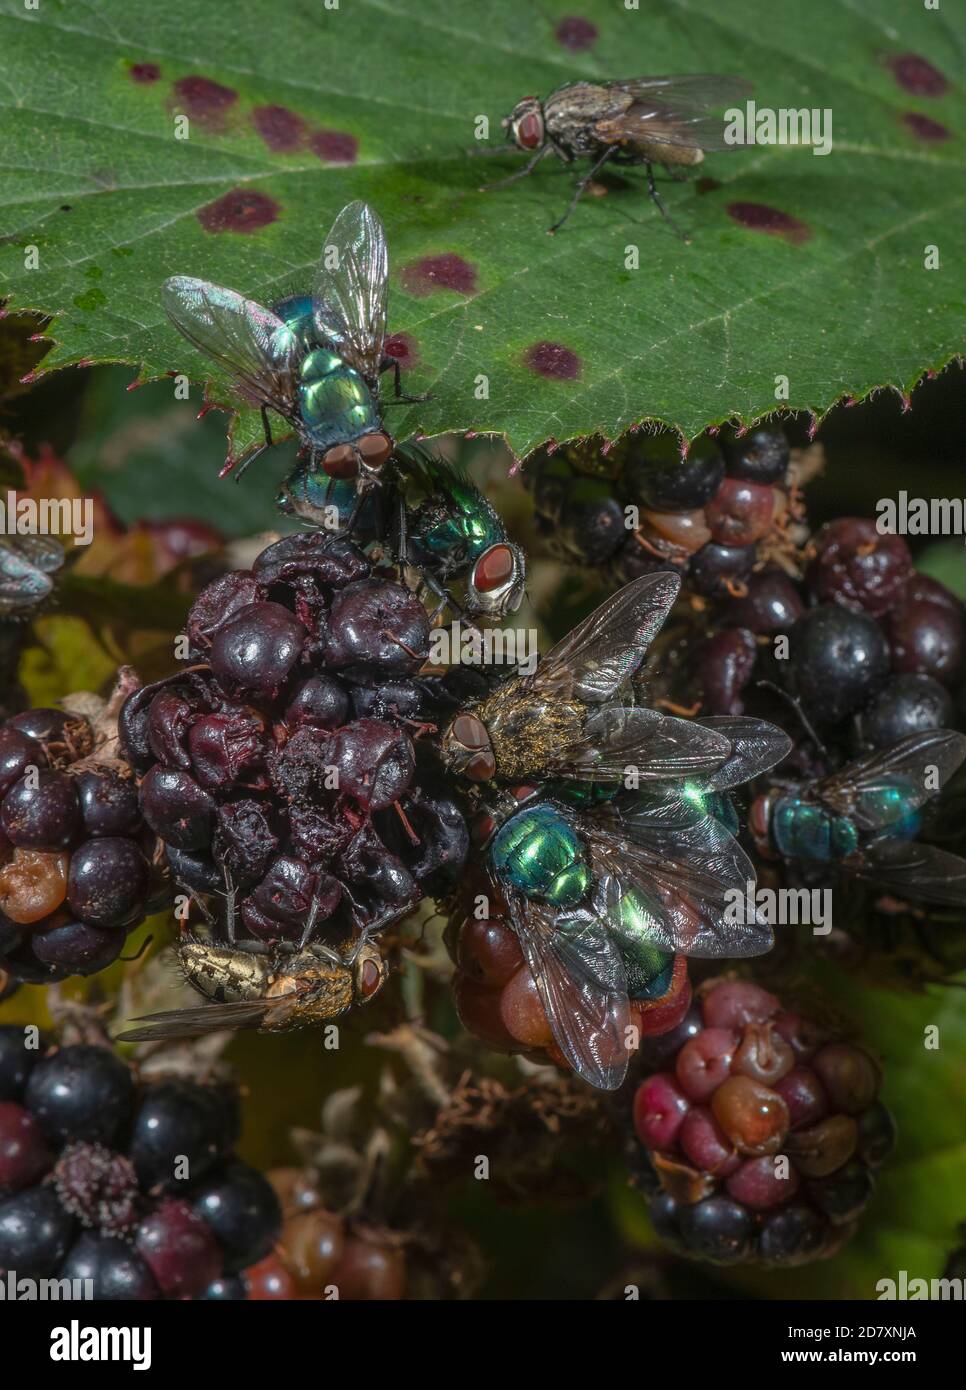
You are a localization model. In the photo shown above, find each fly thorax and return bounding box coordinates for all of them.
[478,687,584,781]
[298,355,379,446]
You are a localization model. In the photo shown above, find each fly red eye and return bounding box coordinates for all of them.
[451,714,490,750]
[472,544,516,593]
[360,957,382,998]
[464,750,497,781]
[516,112,543,150]
[322,443,358,479]
[357,432,392,469]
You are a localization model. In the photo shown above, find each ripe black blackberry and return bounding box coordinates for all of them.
[0,679,164,985]
[629,978,894,1266]
[0,1029,279,1298]
[120,533,469,961]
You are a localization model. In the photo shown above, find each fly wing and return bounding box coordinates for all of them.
[161,277,299,416]
[693,716,793,790]
[587,798,772,958]
[850,840,966,908]
[312,201,388,383]
[505,894,630,1091]
[594,75,753,152]
[530,571,681,703]
[115,997,281,1042]
[569,704,732,782]
[817,730,966,832]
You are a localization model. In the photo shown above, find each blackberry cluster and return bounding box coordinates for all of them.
[688,516,965,731]
[119,533,469,949]
[445,864,692,1073]
[0,707,160,983]
[250,1167,405,1300]
[0,1031,280,1299]
[630,979,895,1266]
[526,429,793,593]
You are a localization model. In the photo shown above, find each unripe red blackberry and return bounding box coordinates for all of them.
[630,978,894,1266]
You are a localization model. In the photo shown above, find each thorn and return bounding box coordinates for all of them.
[707,424,719,437]
[600,439,613,457]
[545,440,559,456]
[677,433,689,461]
[19,371,38,385]
[126,378,145,392]
[464,430,477,440]
[806,412,818,441]
[27,333,46,343]
[197,404,214,420]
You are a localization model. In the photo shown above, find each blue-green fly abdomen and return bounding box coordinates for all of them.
[272,294,317,353]
[772,796,858,862]
[298,350,379,450]
[491,803,590,907]
[855,783,921,841]
[606,885,674,1000]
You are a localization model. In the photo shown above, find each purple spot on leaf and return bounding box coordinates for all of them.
[902,112,951,141]
[197,189,280,234]
[727,202,811,245]
[555,16,598,51]
[253,105,306,152]
[172,76,238,131]
[887,53,948,96]
[401,254,477,297]
[383,333,420,369]
[309,129,358,164]
[524,341,581,380]
[130,63,161,84]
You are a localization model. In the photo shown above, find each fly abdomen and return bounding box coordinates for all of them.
[179,944,271,1004]
[771,796,858,863]
[491,802,591,906]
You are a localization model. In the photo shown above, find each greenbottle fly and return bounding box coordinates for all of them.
[750,729,966,907]
[164,204,524,620]
[117,936,388,1041]
[281,439,526,621]
[469,717,787,1090]
[438,570,790,1089]
[488,74,752,234]
[162,201,412,496]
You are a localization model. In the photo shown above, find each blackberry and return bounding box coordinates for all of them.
[631,978,893,1265]
[789,605,889,725]
[0,684,158,985]
[25,1044,135,1146]
[121,532,469,988]
[524,428,792,593]
[806,518,912,617]
[855,674,954,751]
[0,1033,278,1299]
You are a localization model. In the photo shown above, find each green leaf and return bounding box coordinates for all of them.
[0,0,962,459]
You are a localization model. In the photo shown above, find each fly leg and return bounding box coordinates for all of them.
[479,142,553,191]
[548,144,619,234]
[222,865,238,945]
[298,894,322,950]
[220,407,276,482]
[381,355,431,404]
[643,160,692,243]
